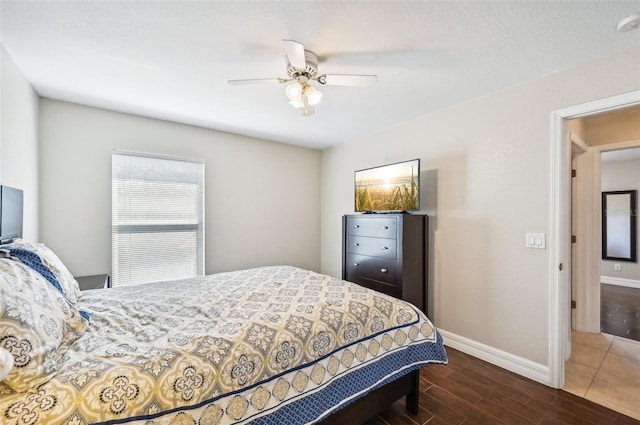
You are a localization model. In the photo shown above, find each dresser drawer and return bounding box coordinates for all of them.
[345,254,399,286]
[346,216,397,238]
[347,235,397,260]
[350,277,398,298]
[345,255,399,297]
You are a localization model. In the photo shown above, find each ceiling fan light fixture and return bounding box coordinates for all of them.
[285,81,304,100]
[285,82,322,114]
[289,98,304,108]
[300,107,314,116]
[305,86,323,106]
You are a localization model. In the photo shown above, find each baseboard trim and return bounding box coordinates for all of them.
[439,329,551,386]
[601,276,640,289]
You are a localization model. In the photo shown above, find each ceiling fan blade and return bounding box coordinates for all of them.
[322,74,378,87]
[282,39,306,69]
[227,78,282,86]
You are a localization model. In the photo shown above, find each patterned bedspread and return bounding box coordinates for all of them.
[0,266,447,424]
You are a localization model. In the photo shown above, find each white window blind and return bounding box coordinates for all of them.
[112,151,204,287]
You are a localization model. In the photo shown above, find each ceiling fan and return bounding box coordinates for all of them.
[228,40,378,116]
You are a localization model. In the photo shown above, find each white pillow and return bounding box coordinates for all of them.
[0,346,13,382]
[0,258,87,392]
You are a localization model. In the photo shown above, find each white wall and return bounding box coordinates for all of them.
[0,44,39,241]
[601,157,640,281]
[320,46,640,366]
[39,99,321,278]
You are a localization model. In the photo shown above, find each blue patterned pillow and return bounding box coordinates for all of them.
[1,247,64,294]
[0,239,81,303]
[1,245,90,322]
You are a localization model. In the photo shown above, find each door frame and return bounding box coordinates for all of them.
[549,90,640,388]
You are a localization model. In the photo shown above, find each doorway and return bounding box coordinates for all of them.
[549,90,640,389]
[550,93,640,419]
[566,129,640,419]
[569,108,640,340]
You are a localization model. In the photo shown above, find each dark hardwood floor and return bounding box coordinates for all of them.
[365,348,640,425]
[601,283,640,342]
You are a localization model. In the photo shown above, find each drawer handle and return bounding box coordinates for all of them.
[353,262,359,267]
[382,225,389,229]
[354,224,360,228]
[381,246,388,250]
[381,268,388,273]
[354,243,360,247]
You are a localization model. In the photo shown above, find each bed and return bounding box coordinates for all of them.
[0,240,447,425]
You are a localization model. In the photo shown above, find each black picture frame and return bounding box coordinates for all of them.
[602,190,637,262]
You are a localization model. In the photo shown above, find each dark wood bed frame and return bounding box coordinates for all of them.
[318,369,420,424]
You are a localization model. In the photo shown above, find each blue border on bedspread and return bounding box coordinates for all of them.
[253,332,447,425]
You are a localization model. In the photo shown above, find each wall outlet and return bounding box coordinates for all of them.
[614,263,621,271]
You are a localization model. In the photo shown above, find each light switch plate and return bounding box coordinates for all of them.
[526,232,546,249]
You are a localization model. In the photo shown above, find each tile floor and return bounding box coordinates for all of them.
[564,330,640,421]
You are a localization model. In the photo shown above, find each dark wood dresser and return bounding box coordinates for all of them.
[342,214,427,313]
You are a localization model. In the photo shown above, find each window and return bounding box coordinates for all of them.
[112,151,204,287]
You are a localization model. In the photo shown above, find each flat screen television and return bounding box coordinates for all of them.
[0,185,24,243]
[355,159,420,212]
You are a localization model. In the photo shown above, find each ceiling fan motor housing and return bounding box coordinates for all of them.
[287,50,319,81]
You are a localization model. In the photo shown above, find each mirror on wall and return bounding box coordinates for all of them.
[602,190,637,262]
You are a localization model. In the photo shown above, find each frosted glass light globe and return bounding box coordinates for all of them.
[306,86,323,106]
[285,82,303,100]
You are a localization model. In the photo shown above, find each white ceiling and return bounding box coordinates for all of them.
[602,147,640,162]
[2,1,639,150]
